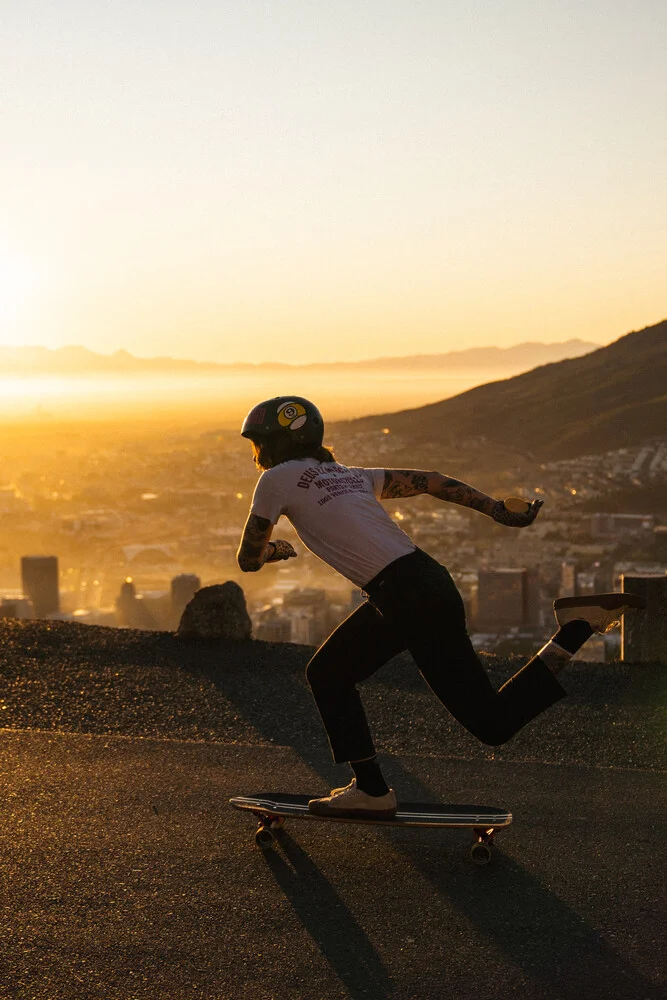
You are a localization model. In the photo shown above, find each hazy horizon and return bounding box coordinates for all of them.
[0,369,512,424]
[0,335,603,423]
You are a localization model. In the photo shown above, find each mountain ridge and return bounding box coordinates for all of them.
[333,320,667,464]
[0,339,597,375]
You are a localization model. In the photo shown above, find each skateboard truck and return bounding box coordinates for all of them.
[254,812,286,849]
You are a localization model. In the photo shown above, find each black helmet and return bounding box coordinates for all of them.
[241,396,324,446]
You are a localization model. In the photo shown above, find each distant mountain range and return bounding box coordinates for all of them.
[335,320,667,464]
[0,340,597,375]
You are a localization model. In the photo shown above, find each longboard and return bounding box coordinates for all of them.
[230,793,512,865]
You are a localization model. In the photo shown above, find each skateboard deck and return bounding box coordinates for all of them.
[230,793,512,865]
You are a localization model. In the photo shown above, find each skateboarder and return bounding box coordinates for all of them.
[237,396,645,820]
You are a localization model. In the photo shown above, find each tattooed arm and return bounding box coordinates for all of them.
[237,514,297,572]
[380,470,543,526]
[381,470,497,515]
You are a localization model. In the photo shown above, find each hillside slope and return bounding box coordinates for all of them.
[335,320,667,461]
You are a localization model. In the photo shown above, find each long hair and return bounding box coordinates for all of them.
[251,437,336,471]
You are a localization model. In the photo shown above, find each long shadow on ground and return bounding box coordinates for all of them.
[197,657,662,1000]
[263,831,392,1000]
[381,759,662,1000]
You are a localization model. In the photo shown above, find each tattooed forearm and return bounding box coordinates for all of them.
[381,469,497,515]
[237,514,273,572]
[430,475,497,515]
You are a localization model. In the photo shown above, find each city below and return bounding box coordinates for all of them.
[1,419,665,664]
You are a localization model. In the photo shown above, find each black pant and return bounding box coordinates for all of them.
[306,548,566,763]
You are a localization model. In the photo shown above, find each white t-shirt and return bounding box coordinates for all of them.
[249,459,416,588]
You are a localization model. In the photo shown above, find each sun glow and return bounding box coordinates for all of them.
[0,249,39,332]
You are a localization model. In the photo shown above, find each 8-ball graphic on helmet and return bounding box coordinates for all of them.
[241,396,324,446]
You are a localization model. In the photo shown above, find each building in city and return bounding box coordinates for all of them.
[283,588,330,645]
[560,560,579,597]
[20,555,60,618]
[475,568,539,632]
[0,594,34,619]
[254,606,292,642]
[114,578,165,629]
[589,513,655,537]
[170,573,201,628]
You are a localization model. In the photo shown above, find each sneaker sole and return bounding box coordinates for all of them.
[554,593,646,613]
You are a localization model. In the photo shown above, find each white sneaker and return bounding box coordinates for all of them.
[309,783,397,819]
[554,592,646,634]
[329,778,357,797]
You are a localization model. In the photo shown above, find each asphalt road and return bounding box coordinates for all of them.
[0,729,664,1000]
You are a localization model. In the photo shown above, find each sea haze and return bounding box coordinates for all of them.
[0,370,493,422]
[0,340,597,424]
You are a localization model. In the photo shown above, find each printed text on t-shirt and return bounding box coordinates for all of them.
[315,473,366,506]
[296,467,322,489]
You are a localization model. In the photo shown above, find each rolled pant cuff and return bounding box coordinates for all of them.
[331,744,377,765]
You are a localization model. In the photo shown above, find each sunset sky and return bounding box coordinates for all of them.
[1,0,665,364]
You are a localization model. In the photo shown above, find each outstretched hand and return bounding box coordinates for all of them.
[266,539,297,562]
[491,497,544,528]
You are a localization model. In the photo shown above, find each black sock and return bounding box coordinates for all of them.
[553,619,594,654]
[537,619,595,675]
[350,757,390,797]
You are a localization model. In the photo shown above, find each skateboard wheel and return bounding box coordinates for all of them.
[470,842,492,866]
[255,827,276,849]
[270,817,285,830]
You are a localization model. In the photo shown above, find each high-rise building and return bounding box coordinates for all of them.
[115,579,137,627]
[560,560,578,597]
[476,568,535,632]
[20,555,60,618]
[171,574,201,625]
[114,578,161,629]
